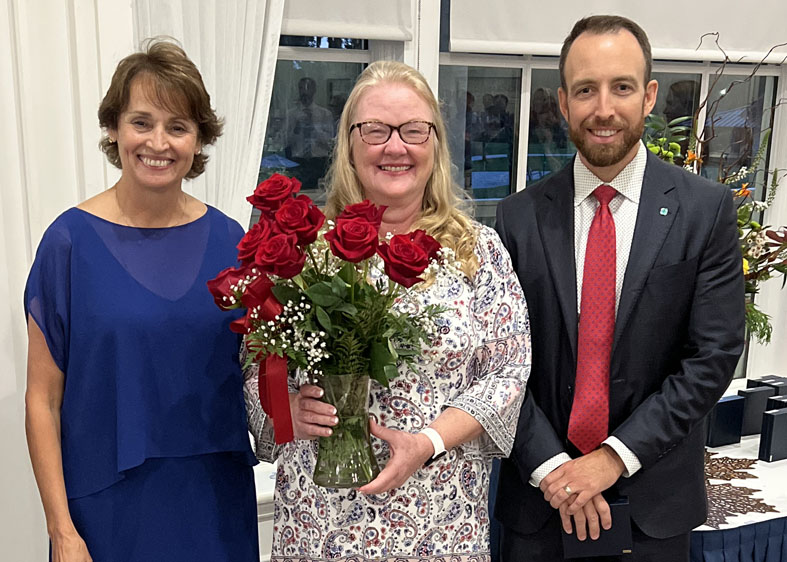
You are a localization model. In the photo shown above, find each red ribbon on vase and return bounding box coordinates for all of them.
[237,273,294,445]
[259,354,294,444]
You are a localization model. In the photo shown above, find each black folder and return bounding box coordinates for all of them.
[561,496,632,558]
[760,380,787,396]
[738,387,776,435]
[746,375,784,389]
[758,409,787,463]
[766,396,787,412]
[706,395,745,447]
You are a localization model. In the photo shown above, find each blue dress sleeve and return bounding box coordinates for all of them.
[24,222,72,373]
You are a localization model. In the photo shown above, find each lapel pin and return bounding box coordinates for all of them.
[659,207,669,216]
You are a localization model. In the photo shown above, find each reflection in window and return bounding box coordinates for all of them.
[651,72,702,166]
[703,75,777,199]
[526,70,706,183]
[279,35,367,49]
[439,65,521,225]
[527,70,573,185]
[260,60,365,202]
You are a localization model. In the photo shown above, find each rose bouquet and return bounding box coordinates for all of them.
[208,174,448,487]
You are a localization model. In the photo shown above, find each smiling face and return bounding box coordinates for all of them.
[110,77,201,192]
[350,83,435,210]
[558,30,657,181]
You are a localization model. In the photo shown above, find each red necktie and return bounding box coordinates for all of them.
[568,184,617,454]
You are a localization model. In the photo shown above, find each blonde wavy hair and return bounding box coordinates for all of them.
[324,60,479,278]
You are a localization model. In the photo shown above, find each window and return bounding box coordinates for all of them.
[527,69,573,185]
[438,63,522,225]
[259,36,369,212]
[279,36,367,50]
[702,73,778,199]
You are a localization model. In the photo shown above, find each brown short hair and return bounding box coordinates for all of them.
[97,39,223,179]
[559,15,652,90]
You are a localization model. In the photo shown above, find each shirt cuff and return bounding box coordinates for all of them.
[529,453,572,487]
[603,436,641,477]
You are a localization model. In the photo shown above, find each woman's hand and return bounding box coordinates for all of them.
[51,529,92,562]
[289,384,338,440]
[357,419,434,495]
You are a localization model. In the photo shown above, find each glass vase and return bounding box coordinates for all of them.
[312,374,380,488]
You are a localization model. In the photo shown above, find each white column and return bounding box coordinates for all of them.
[403,0,441,93]
[747,64,787,377]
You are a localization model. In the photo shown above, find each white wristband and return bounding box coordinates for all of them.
[420,427,447,465]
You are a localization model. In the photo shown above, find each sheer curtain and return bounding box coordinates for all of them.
[134,0,286,227]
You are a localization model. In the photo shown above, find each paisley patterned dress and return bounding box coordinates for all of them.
[245,224,531,562]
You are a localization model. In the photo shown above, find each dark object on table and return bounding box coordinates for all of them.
[706,395,745,447]
[738,387,776,435]
[561,496,632,558]
[758,409,787,462]
[766,396,787,412]
[759,379,787,396]
[746,375,787,389]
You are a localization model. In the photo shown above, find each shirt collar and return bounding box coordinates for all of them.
[573,141,647,206]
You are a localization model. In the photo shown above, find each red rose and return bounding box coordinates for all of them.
[336,200,386,229]
[207,265,250,309]
[247,173,302,212]
[377,230,441,288]
[241,274,283,321]
[237,219,274,263]
[230,310,254,334]
[409,230,441,262]
[275,195,326,245]
[254,233,306,278]
[324,217,379,262]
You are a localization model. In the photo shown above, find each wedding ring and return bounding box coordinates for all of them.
[564,485,573,495]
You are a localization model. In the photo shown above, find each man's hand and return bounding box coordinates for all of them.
[559,493,612,541]
[540,445,625,514]
[357,419,434,495]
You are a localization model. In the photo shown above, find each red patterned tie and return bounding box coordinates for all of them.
[568,184,617,454]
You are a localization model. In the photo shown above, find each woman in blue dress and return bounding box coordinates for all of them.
[24,40,258,561]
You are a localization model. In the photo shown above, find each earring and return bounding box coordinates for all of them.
[108,137,116,144]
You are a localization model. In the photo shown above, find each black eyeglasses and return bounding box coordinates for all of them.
[350,120,436,145]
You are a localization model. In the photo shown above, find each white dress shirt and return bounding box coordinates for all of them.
[529,142,648,487]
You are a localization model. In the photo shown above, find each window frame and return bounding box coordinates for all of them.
[439,52,782,193]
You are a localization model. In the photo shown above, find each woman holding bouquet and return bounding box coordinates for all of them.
[24,41,258,561]
[246,61,531,561]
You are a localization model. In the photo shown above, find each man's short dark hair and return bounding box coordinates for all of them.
[559,15,652,90]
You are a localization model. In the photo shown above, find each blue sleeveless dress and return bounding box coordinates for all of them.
[25,206,258,561]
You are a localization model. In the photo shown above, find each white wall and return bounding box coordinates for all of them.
[0,0,133,558]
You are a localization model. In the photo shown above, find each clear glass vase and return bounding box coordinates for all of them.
[312,374,380,488]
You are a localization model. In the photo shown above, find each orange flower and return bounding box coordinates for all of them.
[735,183,751,198]
[685,150,703,166]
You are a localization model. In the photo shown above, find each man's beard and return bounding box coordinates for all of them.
[568,116,644,168]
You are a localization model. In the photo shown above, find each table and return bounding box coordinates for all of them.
[693,434,787,561]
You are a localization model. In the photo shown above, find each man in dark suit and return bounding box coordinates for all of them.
[494,15,745,561]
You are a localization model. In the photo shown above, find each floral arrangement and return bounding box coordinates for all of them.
[713,139,787,344]
[207,174,450,486]
[647,115,787,344]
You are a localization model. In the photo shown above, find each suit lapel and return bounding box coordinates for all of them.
[536,166,579,361]
[613,155,679,351]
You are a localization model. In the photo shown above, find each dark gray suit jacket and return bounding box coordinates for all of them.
[494,153,745,538]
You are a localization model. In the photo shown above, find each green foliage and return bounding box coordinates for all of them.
[644,114,689,164]
[252,230,445,388]
[746,299,773,344]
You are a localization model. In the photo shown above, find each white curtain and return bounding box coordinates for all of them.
[134,0,286,227]
[282,0,413,41]
[450,0,787,62]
